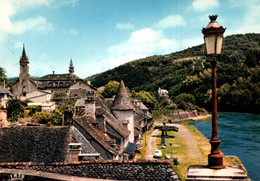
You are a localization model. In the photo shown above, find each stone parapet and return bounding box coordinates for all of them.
[0,160,180,181]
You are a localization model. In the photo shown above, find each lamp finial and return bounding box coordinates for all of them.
[209,15,218,22]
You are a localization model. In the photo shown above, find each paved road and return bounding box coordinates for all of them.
[145,129,160,159]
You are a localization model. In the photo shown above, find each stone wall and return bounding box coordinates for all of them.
[0,126,71,163]
[158,110,198,122]
[0,160,180,181]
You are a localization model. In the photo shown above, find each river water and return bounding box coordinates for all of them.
[193,112,260,181]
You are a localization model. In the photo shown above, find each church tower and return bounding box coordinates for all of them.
[18,44,30,97]
[69,59,74,75]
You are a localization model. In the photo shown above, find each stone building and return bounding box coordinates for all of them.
[0,86,14,108]
[12,45,96,103]
[71,80,153,160]
[158,87,168,97]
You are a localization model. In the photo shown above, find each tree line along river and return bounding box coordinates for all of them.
[193,112,260,181]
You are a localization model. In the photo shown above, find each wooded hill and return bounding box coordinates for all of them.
[89,33,260,113]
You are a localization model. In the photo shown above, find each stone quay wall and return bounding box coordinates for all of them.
[0,160,180,181]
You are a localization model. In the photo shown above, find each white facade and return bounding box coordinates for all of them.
[23,90,51,102]
[70,81,92,90]
[113,110,135,143]
[28,102,56,112]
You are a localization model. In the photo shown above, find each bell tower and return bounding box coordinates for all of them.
[69,59,74,75]
[19,44,30,97]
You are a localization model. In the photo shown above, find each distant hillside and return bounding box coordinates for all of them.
[90,33,259,113]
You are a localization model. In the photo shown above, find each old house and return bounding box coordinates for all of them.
[12,45,96,103]
[70,80,153,160]
[158,87,168,97]
[0,86,14,108]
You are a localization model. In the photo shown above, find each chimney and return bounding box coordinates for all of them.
[53,71,55,74]
[84,91,96,117]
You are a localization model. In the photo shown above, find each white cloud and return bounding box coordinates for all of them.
[192,0,219,11]
[69,29,79,35]
[13,16,53,34]
[107,28,179,67]
[116,23,135,30]
[155,15,186,29]
[53,0,79,8]
[227,3,260,35]
[0,1,53,36]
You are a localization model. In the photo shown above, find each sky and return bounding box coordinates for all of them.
[0,0,259,79]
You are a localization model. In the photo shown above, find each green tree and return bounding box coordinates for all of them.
[131,90,158,109]
[245,49,260,67]
[0,67,7,86]
[102,81,120,98]
[175,93,195,106]
[6,99,25,122]
[154,122,178,145]
[32,111,52,124]
[32,109,63,125]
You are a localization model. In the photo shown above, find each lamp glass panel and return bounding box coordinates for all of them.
[204,36,216,55]
[216,36,223,55]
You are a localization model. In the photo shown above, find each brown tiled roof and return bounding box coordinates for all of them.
[74,115,116,155]
[111,80,134,110]
[95,96,130,139]
[96,106,130,139]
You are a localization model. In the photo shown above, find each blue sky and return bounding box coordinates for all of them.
[0,0,259,78]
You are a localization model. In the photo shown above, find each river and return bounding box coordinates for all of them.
[193,112,260,181]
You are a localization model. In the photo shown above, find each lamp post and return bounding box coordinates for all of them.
[202,15,226,169]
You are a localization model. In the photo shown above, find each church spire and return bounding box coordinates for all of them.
[69,58,74,74]
[20,44,29,63]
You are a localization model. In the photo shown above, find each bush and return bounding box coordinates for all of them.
[6,99,24,122]
[32,109,62,126]
[26,106,41,116]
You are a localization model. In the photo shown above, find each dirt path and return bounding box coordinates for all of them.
[174,124,204,160]
[150,123,206,161]
[145,129,160,159]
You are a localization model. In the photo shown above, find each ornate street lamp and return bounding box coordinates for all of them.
[202,15,226,169]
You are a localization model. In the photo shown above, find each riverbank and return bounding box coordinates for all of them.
[193,112,259,181]
[147,115,246,180]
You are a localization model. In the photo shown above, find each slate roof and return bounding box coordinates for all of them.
[95,96,130,139]
[20,44,29,63]
[111,80,134,110]
[124,142,137,156]
[75,98,85,107]
[74,115,117,155]
[96,106,130,139]
[52,92,68,100]
[71,126,98,154]
[38,73,81,81]
[0,86,14,97]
